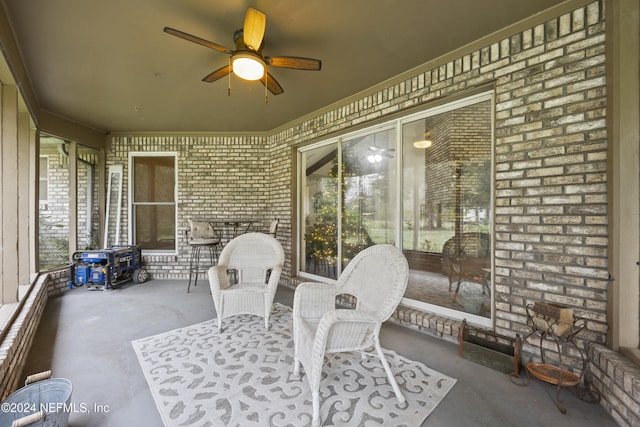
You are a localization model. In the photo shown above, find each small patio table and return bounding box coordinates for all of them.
[209,220,254,246]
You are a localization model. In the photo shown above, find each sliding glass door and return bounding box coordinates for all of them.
[299,128,397,279]
[298,91,493,326]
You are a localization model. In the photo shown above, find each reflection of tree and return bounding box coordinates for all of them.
[39,214,70,269]
[306,178,338,264]
[305,147,374,266]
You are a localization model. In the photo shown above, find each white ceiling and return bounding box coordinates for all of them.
[1,0,562,133]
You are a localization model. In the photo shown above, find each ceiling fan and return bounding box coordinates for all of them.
[163,7,321,96]
[367,145,394,163]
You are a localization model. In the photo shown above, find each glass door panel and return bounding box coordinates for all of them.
[77,145,100,250]
[341,129,396,270]
[38,135,70,269]
[300,144,339,279]
[402,99,492,319]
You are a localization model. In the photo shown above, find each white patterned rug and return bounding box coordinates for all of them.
[132,303,456,427]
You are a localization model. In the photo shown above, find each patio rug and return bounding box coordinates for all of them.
[132,303,456,427]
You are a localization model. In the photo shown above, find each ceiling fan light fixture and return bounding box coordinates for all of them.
[164,7,319,95]
[413,139,433,149]
[413,131,433,149]
[232,53,265,81]
[367,153,383,164]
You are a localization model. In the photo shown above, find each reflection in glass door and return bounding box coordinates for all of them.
[77,145,100,250]
[298,92,493,326]
[402,97,492,323]
[300,144,339,279]
[38,135,70,269]
[341,129,396,269]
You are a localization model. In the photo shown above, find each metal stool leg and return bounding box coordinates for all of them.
[194,245,202,287]
[187,244,202,293]
[207,244,216,267]
[188,243,219,293]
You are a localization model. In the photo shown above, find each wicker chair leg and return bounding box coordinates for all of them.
[311,390,321,427]
[374,336,406,403]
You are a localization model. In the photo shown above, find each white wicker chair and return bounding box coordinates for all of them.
[208,232,284,332]
[292,244,409,427]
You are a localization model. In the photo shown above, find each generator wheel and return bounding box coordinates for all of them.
[133,268,148,284]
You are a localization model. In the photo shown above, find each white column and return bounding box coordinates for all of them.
[1,84,20,303]
[17,112,31,285]
[607,0,640,350]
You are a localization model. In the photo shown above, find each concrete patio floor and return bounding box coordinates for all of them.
[21,279,617,426]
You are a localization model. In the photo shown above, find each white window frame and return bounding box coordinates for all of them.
[128,152,178,254]
[297,90,495,327]
[39,155,49,210]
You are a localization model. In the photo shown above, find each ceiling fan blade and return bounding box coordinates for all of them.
[261,72,284,95]
[266,56,322,71]
[163,27,232,53]
[202,65,231,83]
[243,7,266,51]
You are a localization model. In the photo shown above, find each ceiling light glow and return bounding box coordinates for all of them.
[232,54,265,81]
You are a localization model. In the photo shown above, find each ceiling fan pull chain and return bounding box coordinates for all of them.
[265,73,268,103]
[228,57,231,96]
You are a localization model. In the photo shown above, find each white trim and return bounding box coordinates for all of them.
[127,152,178,254]
[104,164,123,246]
[296,90,495,327]
[401,297,492,328]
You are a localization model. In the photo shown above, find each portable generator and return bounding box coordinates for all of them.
[69,245,148,290]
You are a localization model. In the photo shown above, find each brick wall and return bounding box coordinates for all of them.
[110,2,607,352]
[0,269,69,400]
[275,0,616,418]
[106,135,281,282]
[103,2,632,424]
[2,1,632,423]
[589,344,640,426]
[274,1,608,365]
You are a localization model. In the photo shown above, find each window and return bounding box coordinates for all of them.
[129,153,177,252]
[298,92,493,326]
[39,156,49,210]
[38,136,70,269]
[77,146,100,250]
[299,127,397,279]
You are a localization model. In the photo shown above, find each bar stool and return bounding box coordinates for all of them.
[187,220,220,293]
[266,218,279,237]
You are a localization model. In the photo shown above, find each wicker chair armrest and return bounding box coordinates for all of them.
[208,264,231,292]
[267,265,283,283]
[312,309,379,358]
[293,282,337,321]
[265,265,283,292]
[321,309,378,325]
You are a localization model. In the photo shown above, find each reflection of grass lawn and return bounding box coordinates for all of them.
[364,220,454,252]
[403,229,454,252]
[365,219,488,252]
